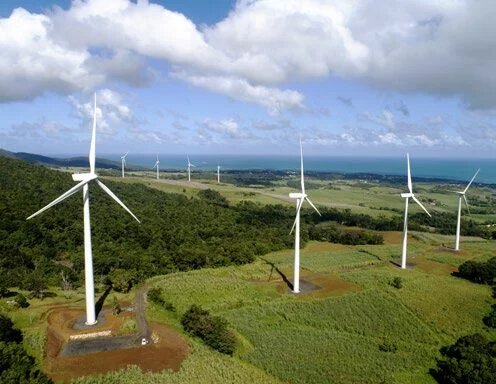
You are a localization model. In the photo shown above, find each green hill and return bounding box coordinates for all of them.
[0,148,121,169]
[0,156,295,290]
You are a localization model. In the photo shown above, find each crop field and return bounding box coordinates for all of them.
[103,173,496,224]
[123,233,493,384]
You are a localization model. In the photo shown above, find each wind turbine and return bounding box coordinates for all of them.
[454,169,480,251]
[400,153,431,269]
[289,139,321,293]
[120,152,128,178]
[27,94,140,325]
[217,165,220,184]
[153,155,160,180]
[187,155,195,182]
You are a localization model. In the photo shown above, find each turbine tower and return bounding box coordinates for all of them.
[153,155,160,180]
[289,139,321,293]
[121,152,128,178]
[187,155,195,182]
[217,165,220,184]
[27,94,140,325]
[454,169,479,251]
[400,153,431,269]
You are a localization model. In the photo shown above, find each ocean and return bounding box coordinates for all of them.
[95,154,496,185]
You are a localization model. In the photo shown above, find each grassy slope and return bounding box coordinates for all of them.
[85,234,493,384]
[3,170,495,383]
[104,174,496,224]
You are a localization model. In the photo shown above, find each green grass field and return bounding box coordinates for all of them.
[103,173,496,224]
[120,234,493,384]
[4,171,496,383]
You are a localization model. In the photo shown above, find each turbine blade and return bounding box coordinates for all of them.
[89,93,97,174]
[412,195,431,217]
[27,179,89,220]
[96,180,141,223]
[290,199,304,235]
[300,137,305,194]
[463,168,480,193]
[463,194,470,215]
[305,197,321,216]
[407,153,412,193]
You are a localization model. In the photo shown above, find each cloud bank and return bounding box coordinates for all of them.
[0,0,495,112]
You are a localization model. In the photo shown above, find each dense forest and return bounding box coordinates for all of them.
[0,156,491,292]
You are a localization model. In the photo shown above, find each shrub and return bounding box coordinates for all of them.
[390,277,403,289]
[14,294,29,308]
[148,287,176,312]
[111,296,121,315]
[181,304,236,355]
[456,257,496,284]
[432,333,496,384]
[309,222,383,245]
[483,304,496,328]
[378,339,398,353]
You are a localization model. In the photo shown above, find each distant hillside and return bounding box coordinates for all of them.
[0,155,294,289]
[0,148,121,169]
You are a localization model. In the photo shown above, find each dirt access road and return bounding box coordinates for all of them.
[62,285,149,356]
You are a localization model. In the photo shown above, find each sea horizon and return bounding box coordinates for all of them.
[46,153,496,184]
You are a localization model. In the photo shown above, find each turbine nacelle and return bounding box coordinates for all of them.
[400,192,413,198]
[289,192,307,200]
[72,173,98,182]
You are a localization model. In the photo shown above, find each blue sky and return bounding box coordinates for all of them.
[0,0,495,157]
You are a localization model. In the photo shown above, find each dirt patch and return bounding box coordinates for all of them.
[382,231,404,244]
[305,241,349,252]
[276,270,359,298]
[47,307,134,340]
[44,321,188,383]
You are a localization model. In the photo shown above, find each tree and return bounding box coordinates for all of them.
[107,268,137,293]
[181,304,236,355]
[457,257,496,284]
[198,189,229,207]
[0,342,53,383]
[0,315,22,343]
[433,333,496,384]
[23,272,48,299]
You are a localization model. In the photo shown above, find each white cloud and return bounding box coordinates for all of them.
[173,72,304,114]
[1,0,496,113]
[69,89,134,134]
[202,117,250,139]
[0,8,96,102]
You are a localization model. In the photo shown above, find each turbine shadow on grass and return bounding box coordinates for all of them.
[95,286,112,318]
[260,257,293,291]
[389,260,416,269]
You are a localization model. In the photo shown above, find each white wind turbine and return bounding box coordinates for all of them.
[289,139,321,293]
[400,153,431,269]
[454,169,480,251]
[187,155,195,182]
[27,94,140,325]
[121,152,128,178]
[153,155,160,180]
[217,165,220,184]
